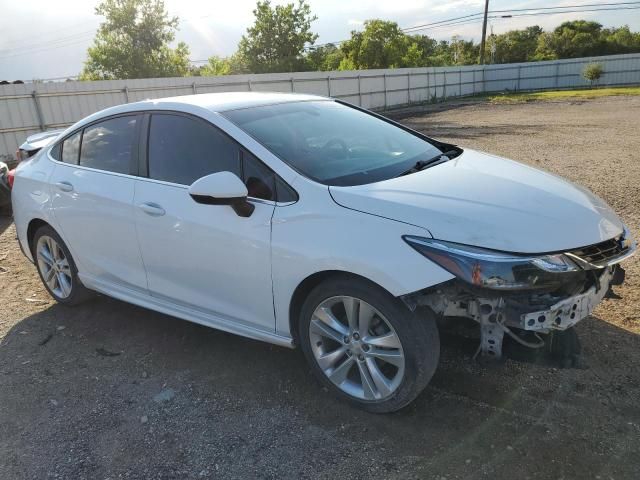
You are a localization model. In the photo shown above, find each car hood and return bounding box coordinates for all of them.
[329,149,624,253]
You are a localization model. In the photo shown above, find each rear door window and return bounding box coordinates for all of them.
[79,116,138,174]
[60,131,81,164]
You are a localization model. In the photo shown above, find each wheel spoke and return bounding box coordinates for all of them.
[357,360,378,400]
[57,272,72,297]
[314,306,348,336]
[365,358,393,397]
[366,347,404,367]
[328,356,355,385]
[365,331,401,349]
[358,302,375,336]
[39,247,54,266]
[44,267,57,288]
[343,297,359,332]
[310,318,345,345]
[317,346,347,370]
[58,257,71,275]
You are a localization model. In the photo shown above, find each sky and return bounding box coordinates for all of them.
[1,0,639,81]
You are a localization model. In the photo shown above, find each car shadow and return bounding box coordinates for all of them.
[0,215,11,237]
[1,294,639,478]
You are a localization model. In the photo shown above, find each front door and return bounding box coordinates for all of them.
[133,112,276,331]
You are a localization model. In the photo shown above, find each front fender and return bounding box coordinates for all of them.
[271,182,454,337]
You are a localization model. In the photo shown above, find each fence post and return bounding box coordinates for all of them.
[516,65,521,92]
[123,86,130,103]
[31,91,46,132]
[248,79,252,91]
[357,74,362,106]
[290,77,295,92]
[407,72,411,105]
[327,76,331,97]
[383,73,387,109]
[472,68,476,95]
[192,82,198,94]
[443,71,447,101]
[458,69,462,97]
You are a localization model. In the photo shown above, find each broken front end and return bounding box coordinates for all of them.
[402,229,636,360]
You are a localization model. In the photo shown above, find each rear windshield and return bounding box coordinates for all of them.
[223,101,443,186]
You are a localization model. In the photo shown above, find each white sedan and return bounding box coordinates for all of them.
[12,92,635,412]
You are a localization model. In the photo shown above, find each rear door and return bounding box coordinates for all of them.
[133,112,277,331]
[49,114,147,292]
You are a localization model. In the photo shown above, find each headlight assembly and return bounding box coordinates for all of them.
[403,236,582,291]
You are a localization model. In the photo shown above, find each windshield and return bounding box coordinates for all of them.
[223,100,445,186]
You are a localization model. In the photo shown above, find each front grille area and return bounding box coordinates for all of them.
[568,235,629,266]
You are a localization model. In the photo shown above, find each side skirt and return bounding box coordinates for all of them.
[79,274,295,349]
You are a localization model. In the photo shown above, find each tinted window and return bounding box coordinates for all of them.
[79,116,137,174]
[148,114,240,185]
[50,143,62,161]
[275,176,298,203]
[223,101,444,186]
[242,150,274,201]
[61,131,81,164]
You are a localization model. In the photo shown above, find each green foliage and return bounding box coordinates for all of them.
[199,53,249,77]
[238,0,318,74]
[339,20,415,69]
[306,44,343,71]
[532,21,640,60]
[489,26,543,63]
[80,0,190,80]
[582,63,604,87]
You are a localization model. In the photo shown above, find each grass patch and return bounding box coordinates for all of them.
[487,86,640,103]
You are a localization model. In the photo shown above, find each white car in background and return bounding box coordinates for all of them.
[11,92,635,412]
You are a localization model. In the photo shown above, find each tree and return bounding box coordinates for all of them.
[238,0,318,74]
[306,44,343,71]
[80,0,190,80]
[534,21,605,60]
[199,53,249,76]
[340,20,413,69]
[582,63,604,87]
[490,26,542,64]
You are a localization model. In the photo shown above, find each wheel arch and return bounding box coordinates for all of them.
[26,217,52,255]
[288,270,396,345]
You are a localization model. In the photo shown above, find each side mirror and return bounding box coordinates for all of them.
[188,171,255,218]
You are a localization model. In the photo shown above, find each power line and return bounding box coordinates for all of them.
[491,5,640,19]
[0,31,95,55]
[309,1,640,49]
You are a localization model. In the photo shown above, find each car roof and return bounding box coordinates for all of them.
[135,91,328,113]
[58,92,331,139]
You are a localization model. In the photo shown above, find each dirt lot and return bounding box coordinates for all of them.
[1,96,639,480]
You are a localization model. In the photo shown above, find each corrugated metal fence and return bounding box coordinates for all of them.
[1,52,639,163]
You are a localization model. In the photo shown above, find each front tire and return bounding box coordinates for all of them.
[299,277,440,413]
[32,225,92,306]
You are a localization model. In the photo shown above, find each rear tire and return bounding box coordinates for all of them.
[299,276,440,413]
[32,225,92,306]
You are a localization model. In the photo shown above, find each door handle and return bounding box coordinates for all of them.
[55,181,74,192]
[138,202,166,217]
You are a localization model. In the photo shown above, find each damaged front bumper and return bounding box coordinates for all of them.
[404,266,621,359]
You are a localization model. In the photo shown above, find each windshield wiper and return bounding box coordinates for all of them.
[397,149,460,177]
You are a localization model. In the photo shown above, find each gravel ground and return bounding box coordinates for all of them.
[1,96,639,480]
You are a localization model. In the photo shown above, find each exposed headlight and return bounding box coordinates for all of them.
[404,236,581,291]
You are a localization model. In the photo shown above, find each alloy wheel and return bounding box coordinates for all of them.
[36,235,73,299]
[309,296,405,401]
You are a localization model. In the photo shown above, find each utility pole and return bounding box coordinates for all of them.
[479,0,490,64]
